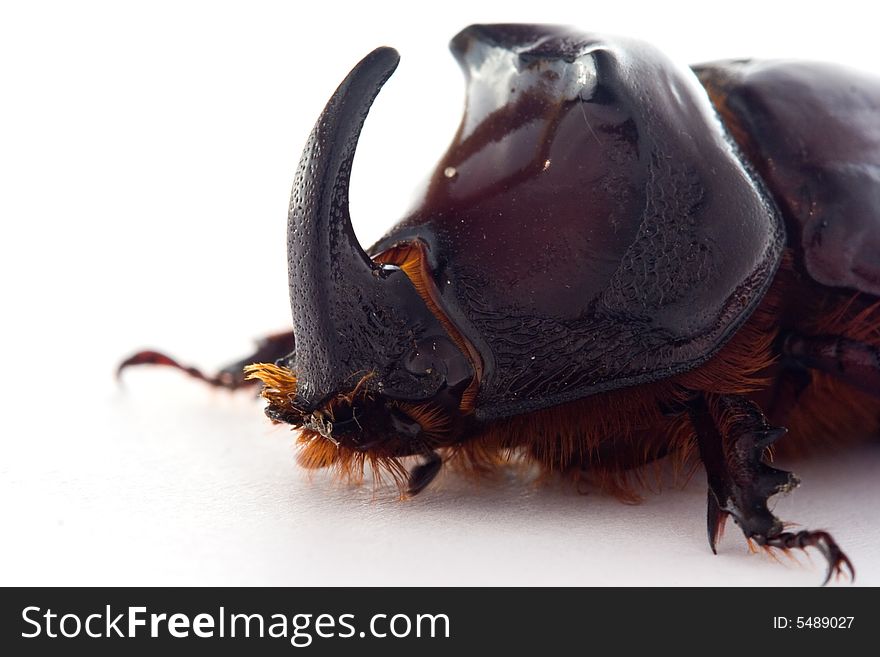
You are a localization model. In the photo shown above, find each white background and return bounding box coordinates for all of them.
[2,0,878,586]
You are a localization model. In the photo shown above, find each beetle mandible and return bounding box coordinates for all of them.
[121,24,880,584]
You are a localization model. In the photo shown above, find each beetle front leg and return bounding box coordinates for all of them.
[687,393,854,584]
[118,330,295,390]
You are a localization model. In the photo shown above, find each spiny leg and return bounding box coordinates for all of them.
[687,393,790,551]
[687,393,854,584]
[118,330,294,390]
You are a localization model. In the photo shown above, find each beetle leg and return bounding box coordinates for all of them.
[407,451,442,496]
[687,393,854,584]
[756,531,854,586]
[782,332,880,398]
[118,330,295,390]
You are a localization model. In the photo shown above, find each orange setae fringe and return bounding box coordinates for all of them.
[295,429,411,494]
[243,362,298,410]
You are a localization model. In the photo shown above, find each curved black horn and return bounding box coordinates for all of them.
[289,47,398,280]
[287,48,469,410]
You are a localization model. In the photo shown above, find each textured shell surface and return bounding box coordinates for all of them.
[370,25,785,421]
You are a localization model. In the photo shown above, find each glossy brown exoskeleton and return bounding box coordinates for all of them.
[121,25,880,583]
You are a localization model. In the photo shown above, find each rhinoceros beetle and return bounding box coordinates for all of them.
[120,24,880,584]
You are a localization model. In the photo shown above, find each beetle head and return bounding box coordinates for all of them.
[246,48,475,475]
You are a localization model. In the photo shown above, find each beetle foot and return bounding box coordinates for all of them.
[754,530,855,585]
[407,452,442,496]
[688,393,853,583]
[118,330,295,390]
